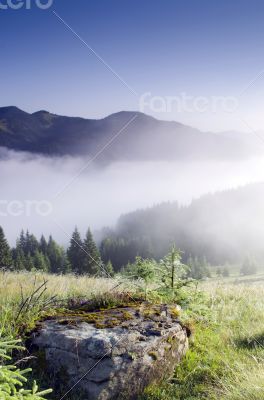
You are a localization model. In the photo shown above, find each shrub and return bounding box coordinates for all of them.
[124,257,156,300]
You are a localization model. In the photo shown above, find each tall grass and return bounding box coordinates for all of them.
[143,278,264,400]
[0,271,119,336]
[1,271,264,399]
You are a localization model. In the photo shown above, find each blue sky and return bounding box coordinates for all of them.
[1,0,264,131]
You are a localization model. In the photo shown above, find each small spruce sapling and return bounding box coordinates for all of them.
[157,246,190,298]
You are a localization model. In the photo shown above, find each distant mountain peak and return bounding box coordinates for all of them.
[0,105,259,161]
[108,110,155,118]
[103,110,157,123]
[32,110,51,115]
[0,106,28,115]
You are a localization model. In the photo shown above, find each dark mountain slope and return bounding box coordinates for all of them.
[0,106,254,162]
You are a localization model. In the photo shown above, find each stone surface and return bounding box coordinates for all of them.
[31,303,188,400]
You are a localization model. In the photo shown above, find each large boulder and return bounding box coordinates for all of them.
[31,303,188,400]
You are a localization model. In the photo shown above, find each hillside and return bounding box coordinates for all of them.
[0,106,255,163]
[100,182,264,266]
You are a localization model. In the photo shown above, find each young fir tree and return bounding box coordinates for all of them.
[158,246,189,292]
[0,226,12,269]
[67,227,84,274]
[82,228,102,275]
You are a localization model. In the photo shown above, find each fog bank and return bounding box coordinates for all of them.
[1,147,264,245]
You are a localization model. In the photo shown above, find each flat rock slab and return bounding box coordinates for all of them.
[31,303,188,400]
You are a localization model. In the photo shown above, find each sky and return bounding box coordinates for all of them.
[1,0,264,243]
[1,0,264,131]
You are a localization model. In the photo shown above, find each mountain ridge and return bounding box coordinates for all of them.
[0,106,258,162]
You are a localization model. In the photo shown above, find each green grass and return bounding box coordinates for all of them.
[0,271,123,337]
[1,271,264,400]
[142,277,264,400]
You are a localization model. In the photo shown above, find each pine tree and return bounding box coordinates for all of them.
[39,234,48,255]
[0,226,12,269]
[50,245,70,275]
[26,232,39,256]
[12,246,26,271]
[46,236,67,274]
[67,228,84,274]
[46,236,57,273]
[44,254,51,272]
[25,254,34,271]
[82,228,101,275]
[59,249,71,274]
[25,230,31,255]
[18,229,26,254]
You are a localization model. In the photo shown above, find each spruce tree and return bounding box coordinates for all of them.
[67,228,84,274]
[33,250,48,271]
[44,253,51,272]
[47,236,64,274]
[13,246,26,271]
[27,232,39,256]
[0,226,12,269]
[82,228,101,275]
[25,254,34,271]
[39,234,48,255]
[18,229,26,253]
[25,230,31,255]
[58,248,71,274]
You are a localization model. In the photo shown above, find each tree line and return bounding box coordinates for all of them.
[100,184,264,268]
[0,225,211,279]
[0,226,112,276]
[0,217,259,279]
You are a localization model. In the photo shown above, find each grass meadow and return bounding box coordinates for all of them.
[1,270,264,400]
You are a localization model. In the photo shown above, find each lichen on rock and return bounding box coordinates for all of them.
[31,303,188,400]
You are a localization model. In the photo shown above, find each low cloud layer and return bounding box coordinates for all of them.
[1,147,264,245]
